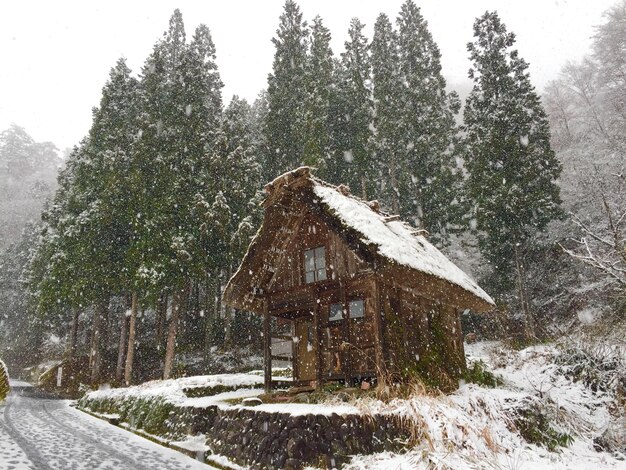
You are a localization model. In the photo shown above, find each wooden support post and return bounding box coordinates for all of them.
[291,319,299,382]
[372,279,385,384]
[263,298,272,394]
[340,280,352,386]
[313,289,323,391]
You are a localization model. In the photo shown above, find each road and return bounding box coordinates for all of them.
[0,383,215,470]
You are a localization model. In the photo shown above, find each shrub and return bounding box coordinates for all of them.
[555,346,625,396]
[513,400,573,451]
[465,360,503,388]
[0,358,9,401]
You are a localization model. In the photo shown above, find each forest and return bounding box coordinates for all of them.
[0,0,624,388]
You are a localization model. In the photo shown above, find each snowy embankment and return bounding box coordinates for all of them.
[85,372,267,408]
[78,342,625,469]
[346,341,625,470]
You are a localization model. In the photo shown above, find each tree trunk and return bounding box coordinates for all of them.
[102,302,110,354]
[115,297,129,383]
[155,292,168,351]
[203,273,213,354]
[390,151,399,214]
[514,244,535,341]
[222,270,235,349]
[124,292,139,385]
[67,308,80,360]
[361,174,367,200]
[415,186,424,230]
[163,284,187,379]
[90,299,108,385]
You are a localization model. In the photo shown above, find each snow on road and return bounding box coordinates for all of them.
[0,390,214,470]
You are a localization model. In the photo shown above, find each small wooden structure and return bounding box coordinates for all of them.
[223,167,494,391]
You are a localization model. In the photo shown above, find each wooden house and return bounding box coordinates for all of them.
[223,167,494,391]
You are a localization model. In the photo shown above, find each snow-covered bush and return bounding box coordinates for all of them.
[555,345,626,396]
[511,397,574,451]
[0,358,9,401]
[464,359,503,388]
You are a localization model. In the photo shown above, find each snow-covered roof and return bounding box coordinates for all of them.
[224,167,494,312]
[311,182,494,306]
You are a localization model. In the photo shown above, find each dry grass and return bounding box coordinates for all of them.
[0,359,9,402]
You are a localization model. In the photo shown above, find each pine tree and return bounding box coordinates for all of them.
[395,0,461,241]
[463,12,563,338]
[265,0,309,177]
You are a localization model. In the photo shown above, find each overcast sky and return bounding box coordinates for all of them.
[0,0,617,151]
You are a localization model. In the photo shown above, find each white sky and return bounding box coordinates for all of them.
[0,0,617,151]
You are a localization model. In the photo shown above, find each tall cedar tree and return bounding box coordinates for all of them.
[463,12,562,338]
[265,0,308,178]
[338,18,373,199]
[396,0,461,242]
[31,58,140,383]
[371,13,403,214]
[194,97,261,349]
[302,16,333,172]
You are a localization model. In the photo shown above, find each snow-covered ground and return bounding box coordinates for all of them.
[345,341,626,470]
[0,392,215,470]
[84,370,291,409]
[8,380,33,388]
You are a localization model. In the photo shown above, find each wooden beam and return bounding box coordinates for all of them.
[263,298,271,394]
[271,355,293,362]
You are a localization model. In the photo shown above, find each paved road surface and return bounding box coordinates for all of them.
[0,385,214,470]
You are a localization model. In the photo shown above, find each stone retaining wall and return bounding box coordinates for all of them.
[79,396,411,469]
[200,407,409,469]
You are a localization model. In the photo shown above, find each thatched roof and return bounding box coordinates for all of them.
[223,167,495,313]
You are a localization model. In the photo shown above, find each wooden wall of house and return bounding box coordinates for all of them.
[268,210,369,294]
[381,285,466,389]
[319,276,377,380]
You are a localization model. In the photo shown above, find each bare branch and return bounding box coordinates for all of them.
[571,214,614,248]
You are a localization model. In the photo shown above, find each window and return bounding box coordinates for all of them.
[349,300,364,319]
[329,303,344,322]
[304,246,327,283]
[329,299,365,322]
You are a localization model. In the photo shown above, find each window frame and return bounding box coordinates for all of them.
[303,245,327,284]
[328,298,365,324]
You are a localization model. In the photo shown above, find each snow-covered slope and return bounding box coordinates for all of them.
[345,341,625,470]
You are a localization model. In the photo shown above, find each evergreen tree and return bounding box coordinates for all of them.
[250,91,271,181]
[337,18,373,199]
[371,13,403,213]
[265,0,309,177]
[302,16,334,171]
[395,0,461,241]
[130,11,225,377]
[196,96,262,348]
[463,12,563,338]
[31,58,141,382]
